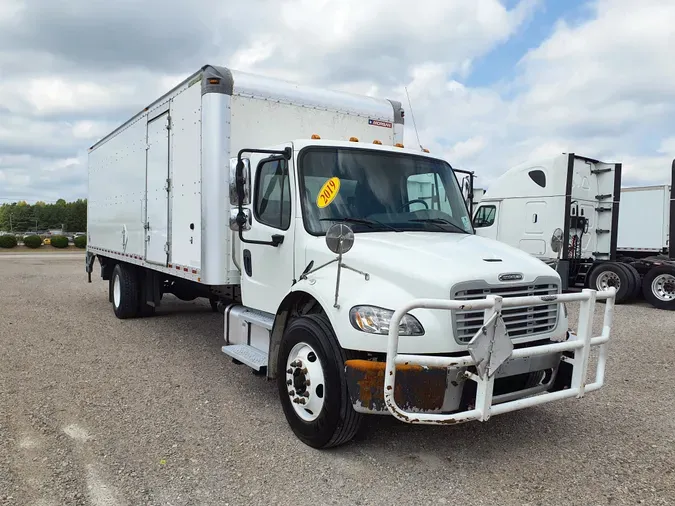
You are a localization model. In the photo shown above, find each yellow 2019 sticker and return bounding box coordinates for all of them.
[316,177,341,208]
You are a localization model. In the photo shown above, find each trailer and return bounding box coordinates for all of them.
[85,65,616,448]
[617,182,671,256]
[472,155,675,310]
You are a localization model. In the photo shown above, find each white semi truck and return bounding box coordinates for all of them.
[472,154,675,310]
[85,65,615,448]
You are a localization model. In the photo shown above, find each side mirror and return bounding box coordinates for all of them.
[325,223,355,255]
[551,228,564,253]
[229,157,251,206]
[230,208,251,231]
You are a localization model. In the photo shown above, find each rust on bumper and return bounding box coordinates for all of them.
[344,359,448,413]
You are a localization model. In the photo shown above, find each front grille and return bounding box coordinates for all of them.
[452,282,559,343]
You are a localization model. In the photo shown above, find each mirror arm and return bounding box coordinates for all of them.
[235,147,292,247]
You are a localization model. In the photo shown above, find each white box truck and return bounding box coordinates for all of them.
[472,154,675,310]
[85,65,616,448]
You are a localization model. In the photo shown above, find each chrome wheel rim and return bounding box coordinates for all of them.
[596,271,621,291]
[113,274,121,308]
[651,274,675,302]
[285,342,325,422]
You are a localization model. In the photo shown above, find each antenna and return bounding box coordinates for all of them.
[405,86,423,151]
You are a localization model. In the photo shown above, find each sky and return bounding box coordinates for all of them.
[0,0,674,203]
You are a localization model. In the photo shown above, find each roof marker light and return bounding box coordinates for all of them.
[311,134,321,139]
[373,140,382,145]
[395,143,404,148]
[349,137,359,142]
[422,148,430,153]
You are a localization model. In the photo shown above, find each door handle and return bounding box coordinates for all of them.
[243,249,252,277]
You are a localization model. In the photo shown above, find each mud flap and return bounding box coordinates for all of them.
[85,251,96,283]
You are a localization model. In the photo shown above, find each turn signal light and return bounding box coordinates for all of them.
[349,137,359,142]
[311,134,321,139]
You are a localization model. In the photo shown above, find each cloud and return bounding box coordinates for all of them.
[0,0,674,205]
[0,0,539,202]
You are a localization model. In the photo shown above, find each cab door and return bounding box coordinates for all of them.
[238,145,296,314]
[473,201,500,241]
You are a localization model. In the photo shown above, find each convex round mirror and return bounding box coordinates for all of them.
[325,223,355,255]
[551,228,564,253]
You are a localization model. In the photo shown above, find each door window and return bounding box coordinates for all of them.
[254,158,291,230]
[473,205,496,228]
[406,172,455,216]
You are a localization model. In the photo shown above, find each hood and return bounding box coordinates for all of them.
[305,231,560,296]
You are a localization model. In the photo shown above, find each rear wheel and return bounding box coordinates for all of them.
[642,265,675,310]
[589,262,634,304]
[620,263,642,300]
[110,263,139,319]
[276,314,362,449]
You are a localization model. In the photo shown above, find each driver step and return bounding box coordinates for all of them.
[239,308,275,330]
[222,344,268,371]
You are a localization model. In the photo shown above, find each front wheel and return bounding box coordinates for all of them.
[642,265,675,310]
[276,314,363,449]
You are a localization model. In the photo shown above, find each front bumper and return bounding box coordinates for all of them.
[344,288,616,423]
[345,347,564,414]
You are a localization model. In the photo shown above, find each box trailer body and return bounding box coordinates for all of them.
[85,65,616,448]
[617,184,671,255]
[473,154,675,310]
[87,65,404,288]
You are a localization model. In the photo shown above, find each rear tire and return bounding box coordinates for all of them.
[642,265,675,310]
[276,313,363,449]
[620,263,642,300]
[588,262,633,304]
[110,263,139,319]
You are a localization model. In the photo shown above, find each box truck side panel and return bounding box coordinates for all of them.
[617,186,668,252]
[88,70,206,284]
[169,79,203,271]
[88,117,148,259]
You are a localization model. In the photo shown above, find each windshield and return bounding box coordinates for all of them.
[298,146,474,235]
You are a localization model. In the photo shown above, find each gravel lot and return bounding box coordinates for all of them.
[1,255,674,505]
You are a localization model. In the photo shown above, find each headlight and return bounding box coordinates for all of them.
[349,305,425,336]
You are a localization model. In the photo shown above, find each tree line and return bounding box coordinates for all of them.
[0,199,87,233]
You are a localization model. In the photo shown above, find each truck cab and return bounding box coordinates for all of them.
[228,140,613,447]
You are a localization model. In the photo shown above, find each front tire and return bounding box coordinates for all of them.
[110,263,139,319]
[276,314,363,449]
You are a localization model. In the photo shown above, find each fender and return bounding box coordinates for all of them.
[267,282,337,379]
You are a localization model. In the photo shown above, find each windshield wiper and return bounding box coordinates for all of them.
[409,218,470,234]
[320,217,401,232]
